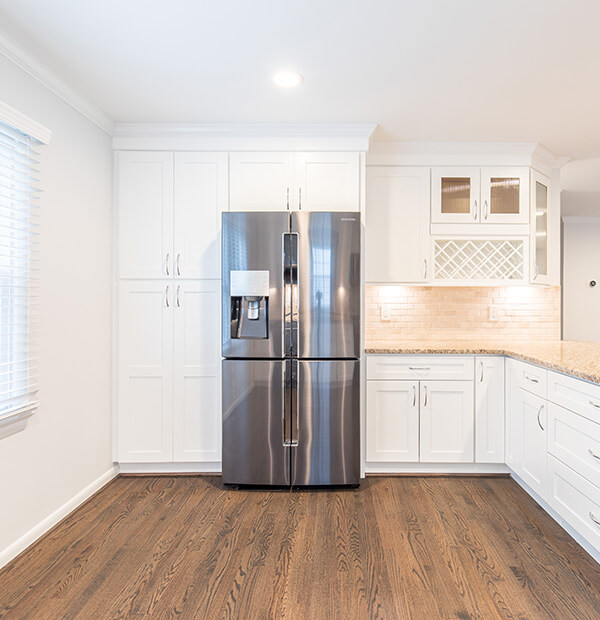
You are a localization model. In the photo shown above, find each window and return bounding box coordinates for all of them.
[0,114,46,438]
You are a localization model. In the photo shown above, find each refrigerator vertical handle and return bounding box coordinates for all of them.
[290,233,298,356]
[283,232,298,357]
[283,359,291,446]
[290,359,299,446]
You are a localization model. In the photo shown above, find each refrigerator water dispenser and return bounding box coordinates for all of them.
[230,270,269,339]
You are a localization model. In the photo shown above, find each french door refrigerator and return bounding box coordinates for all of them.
[222,211,360,486]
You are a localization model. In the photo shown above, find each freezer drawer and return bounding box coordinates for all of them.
[222,360,290,485]
[292,359,360,486]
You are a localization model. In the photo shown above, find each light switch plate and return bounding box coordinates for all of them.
[380,304,391,321]
[489,305,499,321]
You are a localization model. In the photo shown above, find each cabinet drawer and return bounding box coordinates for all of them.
[367,355,474,381]
[548,455,600,552]
[509,358,547,398]
[548,370,600,423]
[548,402,600,489]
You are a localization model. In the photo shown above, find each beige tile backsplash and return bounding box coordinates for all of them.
[366,286,561,343]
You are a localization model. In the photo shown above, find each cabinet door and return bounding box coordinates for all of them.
[475,357,505,463]
[530,170,551,284]
[505,359,522,471]
[294,152,360,212]
[118,280,173,462]
[173,281,221,462]
[174,153,228,278]
[117,151,173,278]
[420,381,474,463]
[431,167,480,224]
[481,167,529,224]
[513,388,547,499]
[366,381,419,462]
[229,152,293,211]
[366,167,430,283]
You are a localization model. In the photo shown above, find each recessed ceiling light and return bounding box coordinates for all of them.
[273,71,304,88]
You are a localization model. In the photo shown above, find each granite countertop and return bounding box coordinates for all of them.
[365,340,600,386]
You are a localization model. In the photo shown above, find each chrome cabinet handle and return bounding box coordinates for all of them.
[472,200,478,220]
[409,366,431,371]
[176,253,181,276]
[479,361,484,383]
[176,285,181,308]
[525,375,539,384]
[423,385,428,407]
[537,404,545,431]
[298,187,302,210]
[423,259,428,280]
[590,400,600,409]
[286,187,290,211]
[589,448,600,461]
[590,512,600,527]
[412,384,417,407]
[165,253,170,276]
[165,285,170,308]
[484,200,489,220]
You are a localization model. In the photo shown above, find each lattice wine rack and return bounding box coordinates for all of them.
[434,239,526,281]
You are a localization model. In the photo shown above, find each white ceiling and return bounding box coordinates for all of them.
[1,0,599,159]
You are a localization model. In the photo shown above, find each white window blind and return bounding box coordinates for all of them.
[0,119,41,424]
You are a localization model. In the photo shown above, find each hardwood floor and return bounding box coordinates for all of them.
[1,476,599,619]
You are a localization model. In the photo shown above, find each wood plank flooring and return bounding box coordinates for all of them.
[1,475,599,619]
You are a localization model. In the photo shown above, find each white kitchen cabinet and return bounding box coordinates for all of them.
[365,166,430,283]
[505,359,521,471]
[431,166,529,225]
[366,380,419,462]
[530,170,551,284]
[294,152,359,212]
[117,280,221,464]
[511,387,548,499]
[117,151,174,279]
[117,280,174,462]
[229,152,360,212]
[229,152,294,211]
[117,151,227,279]
[174,152,228,278]
[475,356,505,463]
[173,281,221,462]
[420,380,474,463]
[431,167,481,224]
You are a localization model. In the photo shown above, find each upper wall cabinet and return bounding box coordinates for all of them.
[117,151,227,279]
[530,170,551,285]
[229,152,360,212]
[366,166,430,283]
[432,167,529,225]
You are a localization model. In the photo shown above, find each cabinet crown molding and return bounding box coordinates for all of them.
[366,141,568,175]
[112,122,378,152]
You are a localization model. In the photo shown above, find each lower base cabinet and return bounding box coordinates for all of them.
[117,279,221,464]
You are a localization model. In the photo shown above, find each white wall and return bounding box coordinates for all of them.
[0,55,114,561]
[563,221,600,342]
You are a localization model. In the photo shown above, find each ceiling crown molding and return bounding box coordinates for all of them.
[112,122,378,151]
[0,25,114,135]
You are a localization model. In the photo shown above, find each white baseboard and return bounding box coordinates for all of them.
[364,463,510,475]
[0,466,118,570]
[510,472,600,565]
[117,462,222,474]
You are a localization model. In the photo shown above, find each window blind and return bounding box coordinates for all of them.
[0,119,41,421]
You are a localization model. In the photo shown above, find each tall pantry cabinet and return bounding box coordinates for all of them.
[115,151,226,465]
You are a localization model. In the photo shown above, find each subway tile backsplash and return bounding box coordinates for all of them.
[366,286,561,343]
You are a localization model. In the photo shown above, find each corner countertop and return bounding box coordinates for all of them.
[365,340,600,386]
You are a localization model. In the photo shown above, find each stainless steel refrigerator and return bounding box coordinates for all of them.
[222,211,360,486]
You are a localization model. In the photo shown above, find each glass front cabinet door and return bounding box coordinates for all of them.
[431,167,481,224]
[530,171,551,284]
[480,167,529,224]
[432,167,529,225]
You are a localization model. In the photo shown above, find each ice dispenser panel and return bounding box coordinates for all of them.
[230,270,270,339]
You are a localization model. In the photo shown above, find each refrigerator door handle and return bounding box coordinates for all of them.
[283,232,299,357]
[283,359,291,446]
[291,233,298,356]
[290,359,299,446]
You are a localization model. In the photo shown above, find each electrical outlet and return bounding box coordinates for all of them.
[380,304,391,321]
[489,305,499,321]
